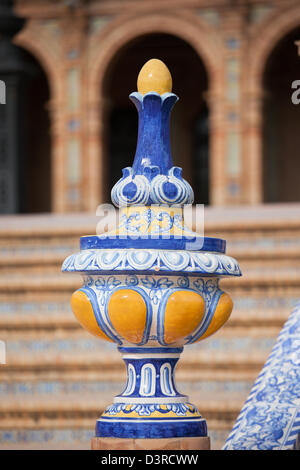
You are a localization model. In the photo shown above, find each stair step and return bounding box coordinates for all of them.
[0,271,300,293]
[0,205,299,450]
[0,429,228,450]
[0,308,291,330]
[2,325,278,354]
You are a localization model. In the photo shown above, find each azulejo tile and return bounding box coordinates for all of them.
[224,303,300,450]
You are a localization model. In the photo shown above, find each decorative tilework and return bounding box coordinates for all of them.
[249,5,273,24]
[226,38,240,49]
[197,9,220,26]
[0,429,93,445]
[224,303,300,450]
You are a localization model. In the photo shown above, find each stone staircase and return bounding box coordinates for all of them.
[0,203,299,450]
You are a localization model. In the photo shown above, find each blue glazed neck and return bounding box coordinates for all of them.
[111,91,194,208]
[130,92,178,176]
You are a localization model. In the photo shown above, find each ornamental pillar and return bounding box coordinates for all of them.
[62,59,241,450]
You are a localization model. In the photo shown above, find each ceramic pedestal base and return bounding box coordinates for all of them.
[95,349,207,441]
[91,436,210,450]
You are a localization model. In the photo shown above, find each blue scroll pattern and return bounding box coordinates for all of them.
[224,303,300,450]
[62,249,241,276]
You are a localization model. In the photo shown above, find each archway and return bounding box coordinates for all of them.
[262,26,300,203]
[0,45,51,214]
[102,33,209,204]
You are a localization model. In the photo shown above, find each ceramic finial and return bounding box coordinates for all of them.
[137,59,172,95]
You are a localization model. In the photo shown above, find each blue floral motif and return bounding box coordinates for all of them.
[141,276,174,290]
[125,275,139,287]
[119,212,143,233]
[104,403,198,417]
[141,276,174,305]
[84,276,94,287]
[94,276,121,306]
[193,278,217,303]
[233,405,291,450]
[177,277,189,288]
[165,403,197,416]
[151,211,173,234]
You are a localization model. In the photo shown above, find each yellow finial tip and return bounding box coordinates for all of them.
[137,59,172,95]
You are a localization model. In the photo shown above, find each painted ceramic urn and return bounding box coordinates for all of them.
[62,59,241,442]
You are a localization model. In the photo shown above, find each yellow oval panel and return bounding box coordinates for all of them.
[137,59,172,95]
[196,293,233,342]
[164,290,205,344]
[71,290,112,342]
[108,289,147,344]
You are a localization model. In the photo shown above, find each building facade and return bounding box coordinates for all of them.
[2,0,300,213]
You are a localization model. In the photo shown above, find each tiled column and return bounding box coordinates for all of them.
[57,10,87,212]
[84,97,110,212]
[49,98,67,213]
[220,9,247,204]
[243,88,264,205]
[208,91,227,206]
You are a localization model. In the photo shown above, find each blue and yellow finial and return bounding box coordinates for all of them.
[110,58,194,208]
[137,59,172,95]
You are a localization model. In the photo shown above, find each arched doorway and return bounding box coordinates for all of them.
[263,26,300,203]
[102,33,209,204]
[0,45,51,214]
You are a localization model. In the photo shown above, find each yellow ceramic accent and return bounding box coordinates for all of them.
[119,206,185,236]
[164,290,205,344]
[137,59,172,95]
[70,290,112,342]
[84,206,194,240]
[196,293,233,342]
[108,289,147,344]
[102,408,200,419]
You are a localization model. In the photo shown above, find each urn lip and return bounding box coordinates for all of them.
[79,234,226,253]
[62,248,242,277]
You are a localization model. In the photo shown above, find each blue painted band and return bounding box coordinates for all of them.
[80,235,226,253]
[70,269,227,278]
[96,417,207,439]
[187,288,223,344]
[118,347,183,354]
[157,287,195,346]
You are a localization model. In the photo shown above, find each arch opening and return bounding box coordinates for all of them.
[262,26,300,203]
[0,44,51,214]
[102,33,210,205]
